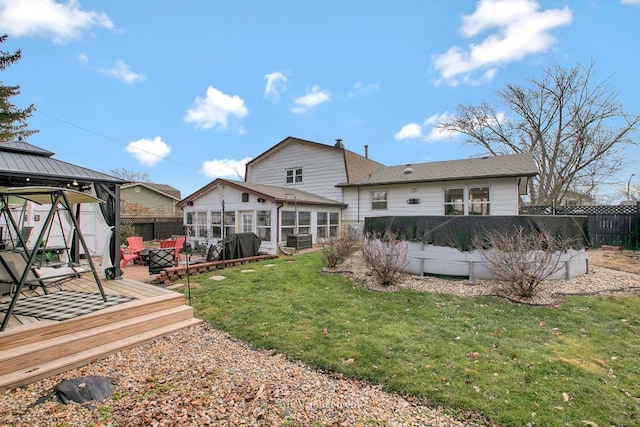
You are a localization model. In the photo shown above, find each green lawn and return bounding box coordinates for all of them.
[185,251,640,426]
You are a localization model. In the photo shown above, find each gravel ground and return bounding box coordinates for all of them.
[327,251,640,306]
[1,323,479,427]
[2,251,638,426]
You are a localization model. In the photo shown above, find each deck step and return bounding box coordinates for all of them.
[0,293,186,349]
[0,317,202,391]
[0,305,196,376]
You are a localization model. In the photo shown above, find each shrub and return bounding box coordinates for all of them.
[336,227,360,258]
[473,226,575,298]
[320,239,342,268]
[362,231,408,286]
[320,228,362,268]
[120,222,136,245]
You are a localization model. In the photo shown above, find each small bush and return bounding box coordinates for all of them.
[362,231,409,286]
[336,227,360,258]
[473,226,574,298]
[320,228,362,268]
[320,240,342,268]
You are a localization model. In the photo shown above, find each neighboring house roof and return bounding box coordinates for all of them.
[338,153,539,187]
[0,141,124,186]
[245,136,384,184]
[122,182,181,200]
[177,178,347,209]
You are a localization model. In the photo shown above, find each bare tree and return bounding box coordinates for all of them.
[107,167,150,183]
[439,60,639,205]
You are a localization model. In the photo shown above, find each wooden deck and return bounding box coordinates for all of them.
[0,274,201,391]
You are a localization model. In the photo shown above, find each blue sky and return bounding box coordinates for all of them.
[1,0,639,200]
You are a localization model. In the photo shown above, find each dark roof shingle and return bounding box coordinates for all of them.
[338,153,538,187]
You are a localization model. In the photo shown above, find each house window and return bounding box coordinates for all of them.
[192,211,206,238]
[444,188,464,215]
[280,210,310,239]
[371,191,387,210]
[224,211,235,238]
[444,187,490,215]
[286,168,303,184]
[317,212,339,239]
[298,211,311,234]
[210,212,222,239]
[281,210,296,240]
[469,187,490,215]
[185,212,195,236]
[257,210,271,241]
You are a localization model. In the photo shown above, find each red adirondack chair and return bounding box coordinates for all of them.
[120,247,139,268]
[126,236,144,265]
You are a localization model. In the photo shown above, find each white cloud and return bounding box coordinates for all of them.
[79,54,145,83]
[264,71,287,102]
[423,112,459,141]
[184,86,248,130]
[291,85,330,113]
[394,123,423,141]
[432,0,572,86]
[0,0,113,44]
[394,112,461,142]
[621,0,640,4]
[125,137,171,167]
[201,157,252,179]
[351,81,380,96]
[97,59,145,84]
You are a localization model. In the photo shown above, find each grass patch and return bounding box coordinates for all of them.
[187,251,640,426]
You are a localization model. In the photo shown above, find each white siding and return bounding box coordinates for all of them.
[342,177,521,222]
[487,178,520,215]
[247,142,346,201]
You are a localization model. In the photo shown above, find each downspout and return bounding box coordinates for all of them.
[276,202,295,255]
[276,202,284,245]
[357,186,361,222]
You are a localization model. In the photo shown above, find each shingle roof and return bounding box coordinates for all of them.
[178,178,346,208]
[0,141,124,185]
[338,153,538,187]
[122,182,182,200]
[342,149,385,183]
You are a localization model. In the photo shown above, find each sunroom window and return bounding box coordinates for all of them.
[256,210,271,241]
[210,211,222,239]
[317,212,339,239]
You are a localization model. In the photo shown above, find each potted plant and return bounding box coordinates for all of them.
[43,250,53,265]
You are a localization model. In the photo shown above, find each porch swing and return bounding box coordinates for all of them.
[0,186,107,331]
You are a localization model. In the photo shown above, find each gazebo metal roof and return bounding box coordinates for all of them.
[0,141,124,188]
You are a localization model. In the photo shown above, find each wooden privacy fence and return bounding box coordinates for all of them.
[122,216,184,242]
[520,203,640,250]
